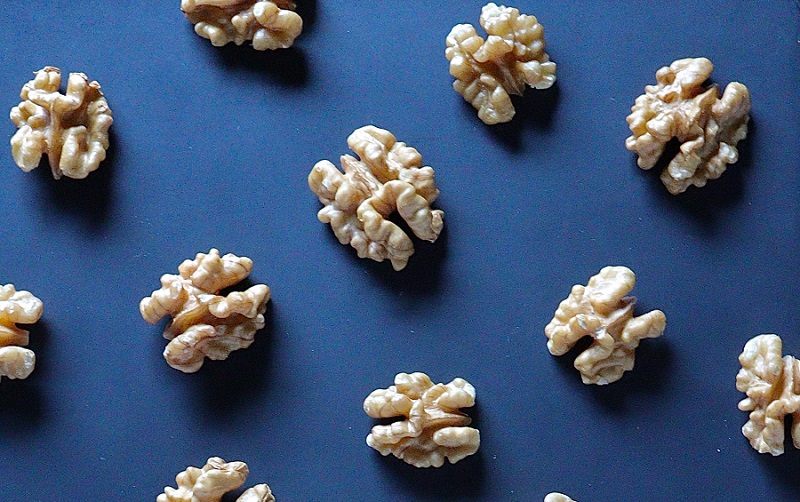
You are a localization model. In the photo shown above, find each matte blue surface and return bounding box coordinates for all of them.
[1,1,799,500]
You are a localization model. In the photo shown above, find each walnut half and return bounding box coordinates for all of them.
[0,284,43,381]
[544,494,577,502]
[157,457,275,502]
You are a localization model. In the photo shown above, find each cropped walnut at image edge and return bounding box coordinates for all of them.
[625,57,750,194]
[0,284,43,381]
[736,334,800,456]
[363,372,480,468]
[157,457,275,502]
[140,249,271,373]
[445,2,556,124]
[544,493,577,502]
[10,66,113,179]
[544,266,666,385]
[308,125,444,271]
[181,0,302,50]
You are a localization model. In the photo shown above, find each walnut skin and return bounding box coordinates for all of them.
[363,372,480,468]
[625,57,750,194]
[445,3,556,124]
[736,334,800,456]
[181,0,302,50]
[544,494,577,502]
[140,249,270,373]
[10,66,113,179]
[157,457,275,502]
[0,284,43,381]
[545,266,666,385]
[308,126,444,271]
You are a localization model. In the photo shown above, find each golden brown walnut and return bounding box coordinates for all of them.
[736,334,800,456]
[544,494,577,502]
[140,249,271,373]
[625,57,751,194]
[0,284,43,381]
[445,2,556,124]
[181,0,302,50]
[545,266,666,385]
[308,126,444,271]
[10,66,113,179]
[363,372,480,468]
[157,457,275,502]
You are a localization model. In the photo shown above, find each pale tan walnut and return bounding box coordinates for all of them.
[445,2,556,125]
[10,66,113,180]
[625,57,751,195]
[0,284,43,381]
[545,266,666,385]
[308,126,444,271]
[544,494,577,502]
[736,334,800,456]
[181,0,302,50]
[363,372,480,468]
[140,249,271,373]
[157,457,275,502]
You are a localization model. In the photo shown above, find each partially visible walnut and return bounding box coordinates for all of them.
[140,249,270,373]
[545,266,666,385]
[736,334,800,456]
[308,126,444,271]
[10,66,113,179]
[363,372,480,468]
[157,457,275,502]
[445,3,556,124]
[544,494,577,502]
[181,0,302,50]
[625,57,751,194]
[0,284,43,381]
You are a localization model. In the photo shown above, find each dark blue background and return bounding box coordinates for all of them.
[0,1,798,500]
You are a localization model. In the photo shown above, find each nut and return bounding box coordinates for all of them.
[0,284,43,381]
[363,372,480,468]
[736,334,800,456]
[140,249,270,373]
[308,126,444,271]
[181,0,302,50]
[625,57,751,194]
[157,457,274,502]
[544,494,577,502]
[445,3,556,124]
[544,266,666,385]
[10,66,113,179]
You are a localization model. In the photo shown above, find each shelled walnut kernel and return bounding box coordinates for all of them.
[0,284,43,381]
[157,457,275,502]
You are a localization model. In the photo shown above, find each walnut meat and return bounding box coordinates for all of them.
[544,494,577,502]
[157,457,275,502]
[445,3,556,124]
[363,372,480,468]
[545,266,666,385]
[736,334,800,456]
[0,284,43,381]
[181,0,302,50]
[140,249,271,373]
[10,66,113,179]
[308,126,444,271]
[625,57,751,194]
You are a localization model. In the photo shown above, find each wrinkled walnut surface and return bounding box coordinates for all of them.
[10,66,113,179]
[445,2,556,124]
[308,125,444,271]
[544,494,577,502]
[363,372,480,468]
[545,266,666,385]
[140,249,270,373]
[157,457,274,502]
[182,0,302,50]
[625,57,750,194]
[736,334,800,456]
[0,284,43,381]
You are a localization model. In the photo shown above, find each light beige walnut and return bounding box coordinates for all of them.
[545,266,666,385]
[363,372,480,468]
[736,334,800,456]
[181,0,302,50]
[308,126,444,271]
[445,2,556,124]
[0,284,43,381]
[157,457,275,502]
[10,66,113,180]
[625,57,751,194]
[544,494,577,502]
[140,249,271,373]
